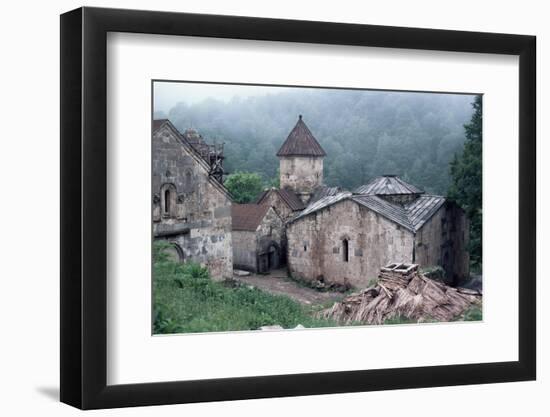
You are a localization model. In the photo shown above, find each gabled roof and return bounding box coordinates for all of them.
[354,175,424,196]
[256,188,306,211]
[290,192,445,232]
[405,195,446,230]
[152,118,232,200]
[352,195,414,230]
[231,204,272,231]
[276,115,326,157]
[278,188,306,210]
[291,191,352,222]
[352,194,445,231]
[153,118,168,131]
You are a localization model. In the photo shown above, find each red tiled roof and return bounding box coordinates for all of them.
[276,115,326,157]
[278,188,306,210]
[231,204,271,231]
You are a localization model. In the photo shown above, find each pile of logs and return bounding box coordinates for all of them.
[320,263,482,325]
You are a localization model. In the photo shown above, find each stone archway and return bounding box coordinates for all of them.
[257,240,281,274]
[267,244,280,270]
[165,242,184,263]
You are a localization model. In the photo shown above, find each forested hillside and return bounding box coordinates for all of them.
[157,88,477,195]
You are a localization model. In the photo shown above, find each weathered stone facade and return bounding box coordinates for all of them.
[415,202,470,284]
[259,191,294,220]
[247,116,470,288]
[153,120,233,280]
[279,156,324,202]
[256,188,305,221]
[276,115,327,204]
[287,199,415,288]
[286,194,470,289]
[232,205,284,273]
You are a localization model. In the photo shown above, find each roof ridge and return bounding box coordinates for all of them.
[153,119,233,201]
[353,175,425,195]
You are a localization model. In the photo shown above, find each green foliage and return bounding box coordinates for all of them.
[224,171,264,203]
[153,240,173,263]
[382,315,416,325]
[268,168,280,189]
[153,244,337,334]
[167,90,476,195]
[462,305,482,321]
[448,96,482,269]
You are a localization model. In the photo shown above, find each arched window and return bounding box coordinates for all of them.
[160,183,177,218]
[342,239,349,262]
[164,189,171,215]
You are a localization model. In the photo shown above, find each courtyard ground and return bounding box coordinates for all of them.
[233,268,345,306]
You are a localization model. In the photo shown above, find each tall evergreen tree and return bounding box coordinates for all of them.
[448,95,482,269]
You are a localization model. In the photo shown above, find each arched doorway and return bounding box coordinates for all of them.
[257,241,280,274]
[164,242,184,263]
[267,244,280,270]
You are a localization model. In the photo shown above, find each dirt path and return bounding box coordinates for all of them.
[234,268,344,306]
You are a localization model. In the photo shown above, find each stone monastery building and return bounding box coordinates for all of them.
[152,119,233,280]
[152,116,470,288]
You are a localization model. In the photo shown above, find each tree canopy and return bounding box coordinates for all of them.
[448,95,482,269]
[161,88,476,195]
[224,171,264,203]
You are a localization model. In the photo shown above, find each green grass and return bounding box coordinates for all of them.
[461,305,483,321]
[153,242,337,334]
[152,242,482,333]
[382,315,414,325]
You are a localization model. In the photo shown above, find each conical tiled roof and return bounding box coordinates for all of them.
[276,115,326,157]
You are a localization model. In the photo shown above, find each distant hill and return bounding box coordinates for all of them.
[160,88,476,195]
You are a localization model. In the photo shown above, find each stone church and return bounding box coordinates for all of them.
[152,119,233,280]
[152,115,470,288]
[253,115,470,288]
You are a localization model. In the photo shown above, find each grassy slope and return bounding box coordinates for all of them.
[153,244,336,334]
[153,243,481,333]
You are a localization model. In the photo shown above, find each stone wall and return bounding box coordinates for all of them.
[232,207,284,272]
[232,230,257,271]
[286,199,415,289]
[414,207,445,276]
[448,203,470,282]
[415,202,470,284]
[262,191,293,220]
[279,156,323,201]
[257,207,284,245]
[153,124,233,280]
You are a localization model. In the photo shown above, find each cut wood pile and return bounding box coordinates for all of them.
[320,263,482,325]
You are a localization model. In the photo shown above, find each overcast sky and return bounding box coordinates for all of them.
[154,81,298,113]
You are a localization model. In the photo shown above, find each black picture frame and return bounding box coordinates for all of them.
[60,6,536,410]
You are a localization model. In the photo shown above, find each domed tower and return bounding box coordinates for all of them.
[276,115,326,203]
